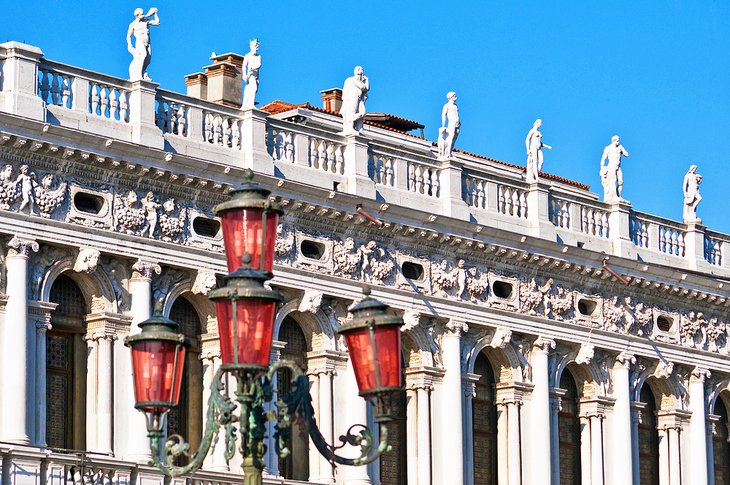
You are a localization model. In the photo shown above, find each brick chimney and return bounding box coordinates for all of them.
[321,88,343,113]
[184,72,208,100]
[203,53,244,108]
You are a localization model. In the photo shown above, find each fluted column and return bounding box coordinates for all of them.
[496,383,531,485]
[121,259,160,462]
[528,337,555,484]
[657,411,690,485]
[1,236,38,444]
[608,352,634,485]
[437,319,468,485]
[579,398,613,485]
[689,367,710,485]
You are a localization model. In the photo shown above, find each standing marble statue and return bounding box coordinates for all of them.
[340,66,370,135]
[525,119,551,183]
[241,39,261,109]
[683,164,702,223]
[127,7,160,81]
[438,92,460,160]
[599,135,629,202]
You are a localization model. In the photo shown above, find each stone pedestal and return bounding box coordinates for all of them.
[128,80,164,149]
[343,134,375,198]
[608,200,634,258]
[240,108,274,174]
[438,158,470,221]
[527,182,556,240]
[0,42,46,121]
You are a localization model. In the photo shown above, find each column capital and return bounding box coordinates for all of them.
[7,236,38,257]
[533,336,556,353]
[657,409,692,430]
[615,351,636,369]
[444,318,468,336]
[35,321,52,332]
[307,349,349,376]
[579,396,615,418]
[691,366,711,383]
[132,259,161,280]
[495,381,534,405]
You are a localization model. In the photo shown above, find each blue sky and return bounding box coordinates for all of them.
[5,1,730,233]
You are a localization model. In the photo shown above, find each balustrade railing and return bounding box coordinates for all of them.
[580,205,610,238]
[497,183,528,219]
[464,175,487,210]
[39,67,72,109]
[630,214,650,248]
[155,95,188,137]
[204,110,242,150]
[407,161,440,197]
[372,152,395,187]
[309,136,344,174]
[550,198,572,229]
[267,125,295,163]
[705,232,725,266]
[89,82,130,122]
[659,224,686,257]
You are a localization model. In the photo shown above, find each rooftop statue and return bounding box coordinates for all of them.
[340,66,370,135]
[127,7,160,82]
[683,164,703,223]
[599,135,629,203]
[438,91,460,160]
[241,39,261,109]
[525,119,551,183]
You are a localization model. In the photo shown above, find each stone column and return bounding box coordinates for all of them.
[307,370,322,481]
[630,402,644,485]
[34,316,52,447]
[463,375,477,485]
[96,333,115,454]
[609,352,635,485]
[689,367,710,485]
[437,319,468,485]
[579,398,613,485]
[657,411,690,485]
[121,259,160,462]
[201,349,229,471]
[496,383,531,485]
[549,389,564,485]
[339,357,370,485]
[1,237,38,444]
[528,337,554,485]
[85,333,99,451]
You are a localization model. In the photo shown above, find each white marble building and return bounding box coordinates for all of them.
[0,39,729,485]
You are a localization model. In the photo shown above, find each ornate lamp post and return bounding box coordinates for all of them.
[125,170,403,485]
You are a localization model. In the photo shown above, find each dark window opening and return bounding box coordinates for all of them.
[73,192,103,215]
[656,316,673,332]
[192,217,220,238]
[492,281,513,299]
[300,240,326,260]
[577,298,597,316]
[402,261,424,281]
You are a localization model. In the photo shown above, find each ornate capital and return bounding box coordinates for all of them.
[615,352,636,369]
[35,321,52,332]
[132,259,162,279]
[691,366,711,383]
[533,336,556,353]
[445,319,468,336]
[7,236,39,257]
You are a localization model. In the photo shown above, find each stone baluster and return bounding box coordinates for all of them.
[608,352,635,485]
[689,367,710,485]
[120,259,160,462]
[434,319,468,484]
[0,42,45,120]
[1,237,38,444]
[527,337,555,484]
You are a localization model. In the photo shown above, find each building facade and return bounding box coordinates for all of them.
[0,40,729,485]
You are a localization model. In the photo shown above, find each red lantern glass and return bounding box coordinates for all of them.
[130,340,186,413]
[343,325,402,394]
[220,208,279,273]
[216,298,278,366]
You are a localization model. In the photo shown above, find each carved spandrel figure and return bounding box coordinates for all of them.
[682,164,702,223]
[34,174,67,218]
[600,135,629,202]
[127,7,160,81]
[141,192,160,238]
[16,165,36,215]
[525,119,551,183]
[438,92,460,160]
[340,66,369,135]
[241,39,262,109]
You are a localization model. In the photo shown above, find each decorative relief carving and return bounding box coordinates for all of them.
[8,236,39,257]
[191,269,216,295]
[680,311,706,349]
[431,259,457,296]
[358,240,394,284]
[34,174,67,218]
[132,258,161,279]
[114,190,147,236]
[73,247,100,273]
[575,343,595,365]
[274,224,295,262]
[101,257,131,312]
[519,277,552,316]
[158,198,186,242]
[706,316,727,353]
[0,164,19,209]
[298,289,323,313]
[30,245,68,299]
[332,236,359,277]
[466,266,489,302]
[152,267,187,308]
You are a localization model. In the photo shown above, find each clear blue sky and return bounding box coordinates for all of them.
[5,1,730,233]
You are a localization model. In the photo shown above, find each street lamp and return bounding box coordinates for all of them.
[125,170,403,485]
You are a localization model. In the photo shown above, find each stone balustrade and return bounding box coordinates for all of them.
[1,41,729,276]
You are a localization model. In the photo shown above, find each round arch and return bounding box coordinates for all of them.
[41,256,118,313]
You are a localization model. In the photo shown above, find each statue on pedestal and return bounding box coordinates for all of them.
[599,135,629,203]
[525,119,551,183]
[438,91,460,160]
[127,7,160,81]
[241,39,261,109]
[340,66,369,135]
[683,164,702,223]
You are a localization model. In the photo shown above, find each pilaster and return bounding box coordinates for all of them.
[657,409,691,485]
[406,366,443,485]
[496,382,533,485]
[688,367,711,485]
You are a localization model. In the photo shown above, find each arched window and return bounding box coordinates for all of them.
[277,316,310,481]
[47,274,87,450]
[166,296,203,464]
[473,352,497,485]
[559,370,581,485]
[714,398,730,484]
[638,386,660,485]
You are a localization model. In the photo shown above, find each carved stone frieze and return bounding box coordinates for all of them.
[158,198,187,242]
[274,224,295,263]
[114,190,147,236]
[332,236,359,277]
[100,257,132,312]
[34,174,67,218]
[74,247,100,273]
[0,164,19,209]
